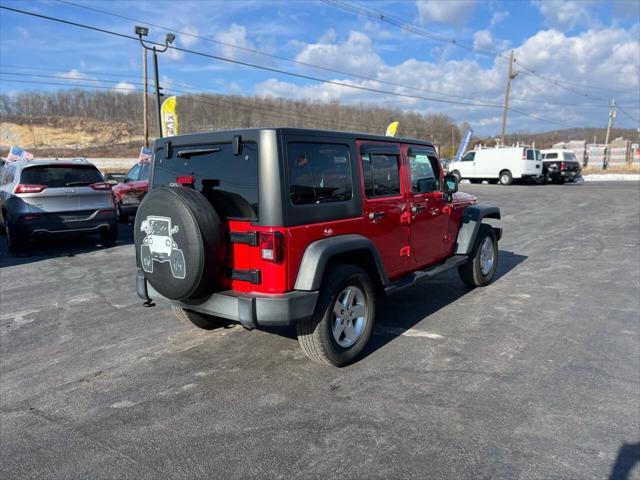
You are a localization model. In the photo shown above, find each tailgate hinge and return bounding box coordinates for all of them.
[400,211,412,224]
[400,246,411,257]
[229,231,259,246]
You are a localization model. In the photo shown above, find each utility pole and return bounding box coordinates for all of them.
[604,99,616,169]
[500,50,518,145]
[142,47,149,147]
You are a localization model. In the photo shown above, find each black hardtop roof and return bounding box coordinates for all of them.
[159,127,435,148]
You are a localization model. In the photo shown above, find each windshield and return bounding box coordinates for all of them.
[153,142,258,221]
[20,165,103,187]
[149,219,169,235]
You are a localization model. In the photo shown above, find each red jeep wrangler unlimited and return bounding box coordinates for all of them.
[135,129,501,366]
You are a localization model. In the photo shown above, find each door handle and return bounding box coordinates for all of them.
[368,211,386,221]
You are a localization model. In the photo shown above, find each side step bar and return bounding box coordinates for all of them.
[384,254,468,295]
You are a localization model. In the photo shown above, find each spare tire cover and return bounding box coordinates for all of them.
[134,186,225,301]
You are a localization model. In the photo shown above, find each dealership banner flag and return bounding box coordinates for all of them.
[455,129,473,161]
[385,121,399,137]
[161,96,179,137]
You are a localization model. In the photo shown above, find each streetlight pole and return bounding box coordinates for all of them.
[135,26,175,139]
[142,47,148,147]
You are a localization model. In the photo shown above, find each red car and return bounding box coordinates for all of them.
[135,129,502,366]
[112,161,150,221]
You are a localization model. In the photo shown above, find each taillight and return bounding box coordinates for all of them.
[177,175,195,185]
[560,161,565,170]
[21,214,42,222]
[98,209,116,215]
[15,184,46,194]
[90,182,112,190]
[522,149,526,160]
[260,232,284,262]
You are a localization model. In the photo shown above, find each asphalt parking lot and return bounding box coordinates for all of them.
[1,182,639,479]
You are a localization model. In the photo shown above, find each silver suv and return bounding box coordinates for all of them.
[0,158,118,252]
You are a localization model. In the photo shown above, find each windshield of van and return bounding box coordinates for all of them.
[153,142,258,221]
[20,165,103,187]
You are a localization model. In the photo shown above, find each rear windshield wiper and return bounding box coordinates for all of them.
[177,148,221,158]
[65,181,92,187]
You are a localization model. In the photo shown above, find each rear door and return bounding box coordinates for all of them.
[405,145,451,267]
[358,141,411,280]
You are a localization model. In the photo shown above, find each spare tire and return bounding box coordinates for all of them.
[134,186,225,301]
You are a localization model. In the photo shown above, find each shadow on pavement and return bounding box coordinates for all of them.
[262,250,528,353]
[0,222,134,268]
[361,250,527,360]
[609,442,640,480]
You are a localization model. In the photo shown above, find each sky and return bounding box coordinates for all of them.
[0,0,639,136]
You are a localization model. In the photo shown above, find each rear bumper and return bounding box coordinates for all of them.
[17,216,117,238]
[136,269,319,329]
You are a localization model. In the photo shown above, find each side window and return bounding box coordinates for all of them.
[288,143,352,205]
[462,152,475,162]
[139,163,150,181]
[545,153,558,159]
[127,164,141,181]
[409,153,440,193]
[362,154,401,198]
[526,149,535,160]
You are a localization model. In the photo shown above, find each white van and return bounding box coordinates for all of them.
[448,146,544,185]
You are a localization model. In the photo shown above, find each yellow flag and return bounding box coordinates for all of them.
[161,96,179,137]
[385,121,399,137]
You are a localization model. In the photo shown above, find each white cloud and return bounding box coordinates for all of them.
[165,45,185,62]
[416,0,476,26]
[214,23,255,60]
[179,25,200,48]
[295,31,383,77]
[16,27,29,40]
[114,81,136,93]
[473,30,509,52]
[489,10,509,28]
[55,69,95,81]
[533,0,593,30]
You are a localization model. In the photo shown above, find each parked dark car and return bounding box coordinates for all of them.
[541,149,581,183]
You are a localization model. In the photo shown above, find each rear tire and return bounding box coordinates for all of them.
[171,305,231,330]
[458,224,498,288]
[5,219,25,253]
[296,264,375,367]
[499,170,513,185]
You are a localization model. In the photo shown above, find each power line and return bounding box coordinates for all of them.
[0,4,591,130]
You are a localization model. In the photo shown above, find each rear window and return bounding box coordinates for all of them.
[564,152,577,162]
[20,165,103,187]
[288,143,352,205]
[544,152,558,159]
[153,142,258,221]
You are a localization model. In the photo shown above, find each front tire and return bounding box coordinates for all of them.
[458,224,498,287]
[296,264,375,367]
[171,306,231,330]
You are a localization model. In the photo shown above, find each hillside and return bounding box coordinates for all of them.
[1,90,637,157]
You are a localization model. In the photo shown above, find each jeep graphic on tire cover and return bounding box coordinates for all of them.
[139,216,186,279]
[134,186,225,302]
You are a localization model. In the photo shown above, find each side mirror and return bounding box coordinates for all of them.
[443,174,458,194]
